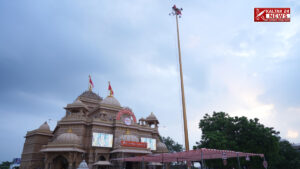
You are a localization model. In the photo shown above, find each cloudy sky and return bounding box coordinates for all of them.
[0,0,300,162]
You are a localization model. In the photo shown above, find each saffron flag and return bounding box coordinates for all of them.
[108,82,114,96]
[89,75,94,88]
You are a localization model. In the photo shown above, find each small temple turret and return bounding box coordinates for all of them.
[145,112,159,128]
[20,122,53,169]
[65,99,88,116]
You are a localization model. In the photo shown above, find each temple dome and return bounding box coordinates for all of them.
[53,132,80,145]
[156,142,168,153]
[71,99,85,106]
[101,96,121,107]
[38,122,50,131]
[77,160,88,169]
[146,112,158,121]
[66,99,87,109]
[78,90,102,100]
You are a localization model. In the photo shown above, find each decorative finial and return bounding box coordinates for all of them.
[88,75,94,91]
[67,127,72,133]
[108,81,114,97]
[169,5,183,18]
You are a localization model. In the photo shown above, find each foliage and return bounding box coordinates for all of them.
[161,136,184,153]
[276,140,300,169]
[160,136,185,169]
[0,161,11,169]
[194,112,283,169]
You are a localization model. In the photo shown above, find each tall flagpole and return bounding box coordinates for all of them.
[171,5,190,152]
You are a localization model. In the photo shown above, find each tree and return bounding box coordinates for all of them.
[276,140,300,169]
[161,136,185,169]
[161,136,183,153]
[194,112,281,169]
[0,161,11,169]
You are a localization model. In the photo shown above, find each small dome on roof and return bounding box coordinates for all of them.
[157,142,168,153]
[72,99,85,106]
[53,132,80,145]
[101,96,121,107]
[66,99,87,109]
[77,160,88,169]
[38,122,50,131]
[79,91,102,100]
[146,112,158,122]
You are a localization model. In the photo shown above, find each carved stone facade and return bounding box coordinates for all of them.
[20,89,168,169]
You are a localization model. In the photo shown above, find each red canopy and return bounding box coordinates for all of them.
[123,148,264,162]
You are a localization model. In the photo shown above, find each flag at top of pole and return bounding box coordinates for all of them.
[108,81,114,96]
[170,5,183,18]
[172,5,182,16]
[88,75,94,91]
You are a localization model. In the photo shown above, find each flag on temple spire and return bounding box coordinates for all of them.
[89,75,94,91]
[108,81,114,96]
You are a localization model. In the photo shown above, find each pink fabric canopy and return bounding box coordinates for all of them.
[123,148,264,162]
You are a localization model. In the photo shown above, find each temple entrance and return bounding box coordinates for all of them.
[125,162,133,169]
[53,155,68,169]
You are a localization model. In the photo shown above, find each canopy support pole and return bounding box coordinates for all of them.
[162,153,165,169]
[142,157,145,169]
[201,149,205,169]
[237,153,241,169]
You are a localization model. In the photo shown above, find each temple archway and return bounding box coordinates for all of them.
[99,155,106,161]
[53,155,68,169]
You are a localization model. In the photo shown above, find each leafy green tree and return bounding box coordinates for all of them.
[194,112,281,169]
[161,136,183,153]
[161,136,185,169]
[276,140,300,169]
[0,161,11,169]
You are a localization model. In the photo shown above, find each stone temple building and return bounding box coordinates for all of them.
[20,84,168,169]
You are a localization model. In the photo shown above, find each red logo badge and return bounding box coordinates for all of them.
[254,8,290,22]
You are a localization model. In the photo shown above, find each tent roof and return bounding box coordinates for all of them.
[110,149,151,154]
[93,161,112,166]
[123,148,264,162]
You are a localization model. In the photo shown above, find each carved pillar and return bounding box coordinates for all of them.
[44,162,48,169]
[88,150,94,168]
[68,162,72,169]
[48,161,52,169]
[68,152,72,169]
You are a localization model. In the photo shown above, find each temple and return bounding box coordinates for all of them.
[20,82,168,169]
